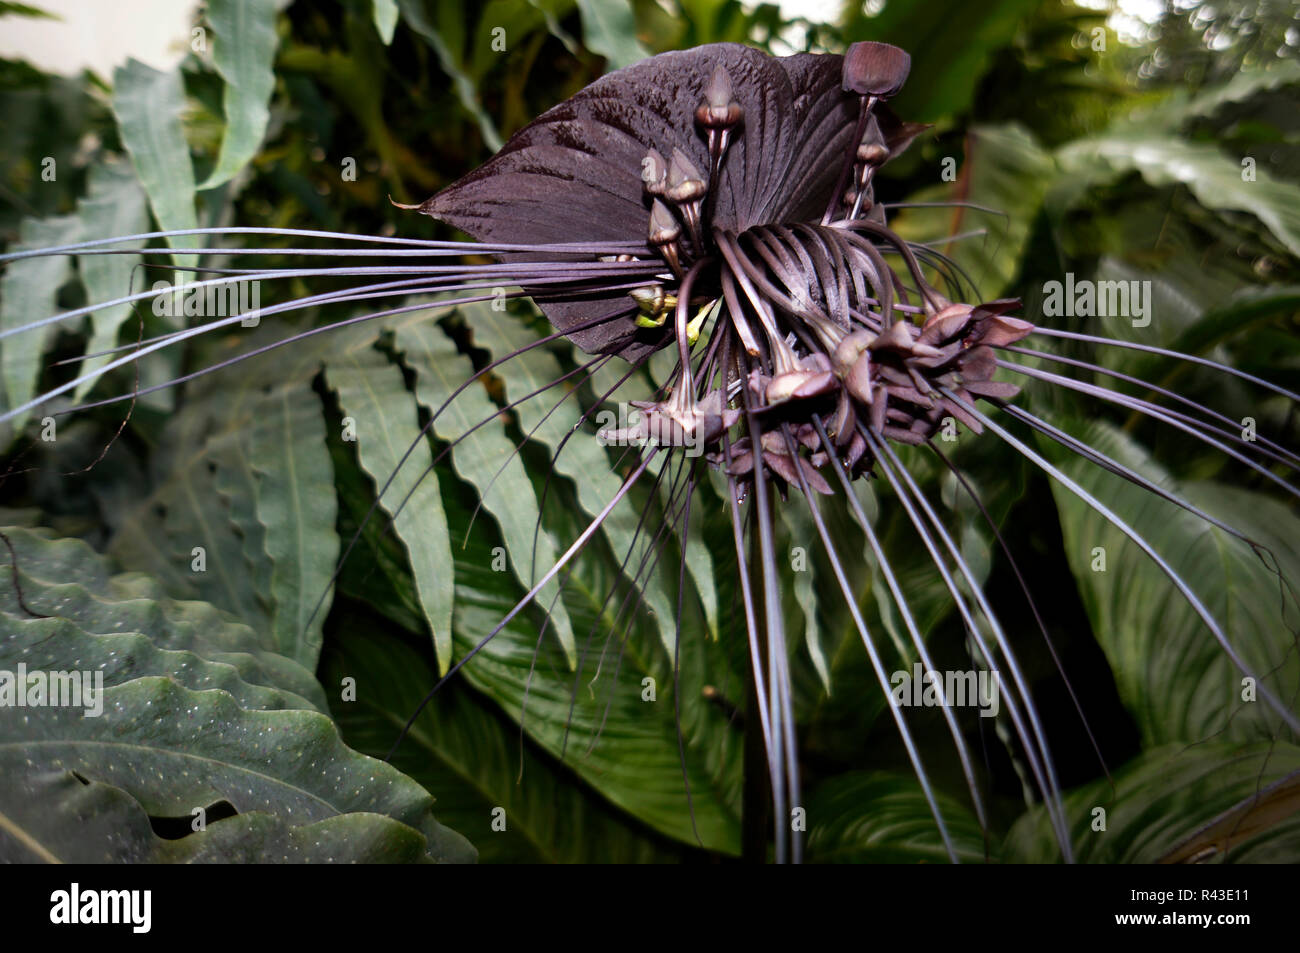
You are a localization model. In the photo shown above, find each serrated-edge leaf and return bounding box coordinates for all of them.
[247,381,339,669]
[327,347,455,673]
[464,306,682,654]
[199,0,282,190]
[73,159,151,399]
[394,317,577,667]
[0,216,77,432]
[111,59,198,270]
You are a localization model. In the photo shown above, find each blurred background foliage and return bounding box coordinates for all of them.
[1,0,1298,863]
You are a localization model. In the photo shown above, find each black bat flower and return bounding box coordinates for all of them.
[3,40,1298,865]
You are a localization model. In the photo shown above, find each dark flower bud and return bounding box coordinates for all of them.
[842,41,912,99]
[666,148,707,204]
[844,429,869,469]
[767,353,836,403]
[630,285,666,312]
[641,148,668,196]
[767,368,835,403]
[856,114,891,166]
[963,379,1021,400]
[830,390,857,446]
[696,64,743,129]
[648,199,681,245]
[876,104,932,159]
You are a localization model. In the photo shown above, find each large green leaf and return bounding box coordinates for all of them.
[393,315,578,666]
[1,614,319,713]
[1046,420,1300,745]
[1,524,326,710]
[0,767,442,863]
[327,344,455,672]
[806,771,990,864]
[199,0,284,190]
[111,59,198,269]
[1178,59,1300,124]
[0,677,473,863]
[324,624,696,861]
[779,502,830,693]
[424,446,744,851]
[248,380,339,667]
[1055,132,1300,257]
[464,305,700,654]
[1004,743,1300,863]
[0,215,76,434]
[398,0,503,150]
[72,159,151,400]
[109,338,337,670]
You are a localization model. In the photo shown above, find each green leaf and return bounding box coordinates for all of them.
[372,0,400,44]
[1133,284,1300,377]
[324,624,696,862]
[779,502,830,693]
[575,0,647,71]
[72,159,151,400]
[109,394,279,636]
[0,214,77,434]
[398,0,503,151]
[462,305,683,654]
[0,677,474,863]
[248,380,339,669]
[439,491,744,851]
[1,524,326,711]
[1055,132,1300,257]
[1,614,320,713]
[806,771,990,863]
[0,3,61,19]
[109,334,338,671]
[1180,60,1300,123]
[393,315,577,667]
[1004,743,1300,863]
[327,345,455,673]
[1045,420,1300,745]
[848,0,1040,119]
[0,766,444,862]
[198,0,283,190]
[111,59,198,269]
